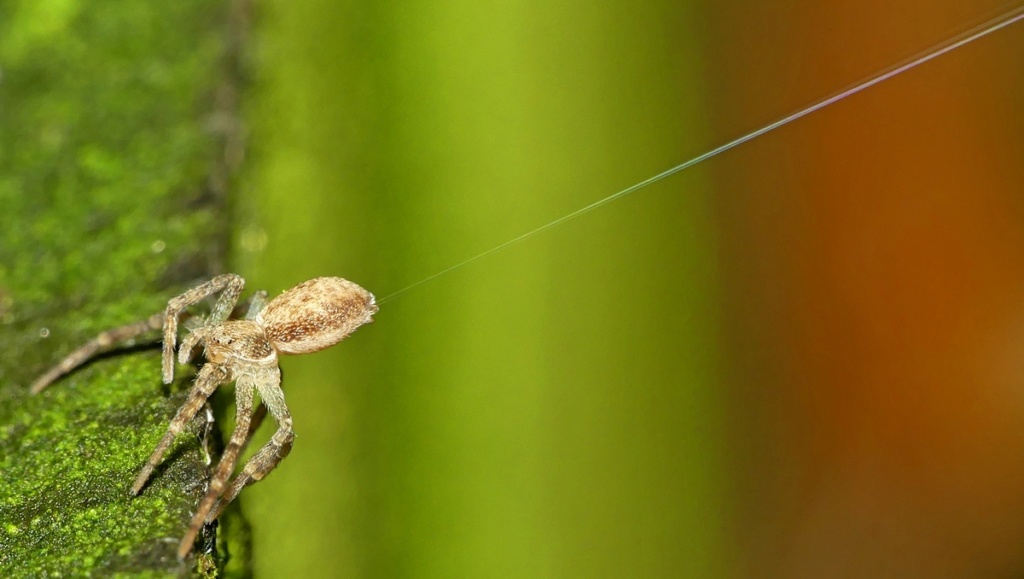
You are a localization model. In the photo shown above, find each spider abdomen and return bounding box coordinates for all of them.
[257,277,377,355]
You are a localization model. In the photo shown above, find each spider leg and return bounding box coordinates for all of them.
[29,312,163,394]
[210,369,292,521]
[240,402,268,452]
[177,375,257,560]
[244,290,268,320]
[131,364,230,495]
[212,401,266,477]
[162,274,245,384]
[175,291,268,368]
[196,396,268,528]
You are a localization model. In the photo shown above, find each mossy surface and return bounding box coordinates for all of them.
[0,0,248,575]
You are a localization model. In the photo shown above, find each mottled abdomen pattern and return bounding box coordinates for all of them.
[258,277,377,355]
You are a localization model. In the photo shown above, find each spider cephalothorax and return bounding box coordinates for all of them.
[31,274,377,559]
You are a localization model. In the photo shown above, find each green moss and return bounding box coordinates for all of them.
[0,0,248,575]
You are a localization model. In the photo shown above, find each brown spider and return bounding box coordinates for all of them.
[30,274,378,559]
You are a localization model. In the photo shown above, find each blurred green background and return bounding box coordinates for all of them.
[234,1,726,577]
[231,0,1024,577]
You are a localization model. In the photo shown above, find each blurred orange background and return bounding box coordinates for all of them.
[711,1,1024,576]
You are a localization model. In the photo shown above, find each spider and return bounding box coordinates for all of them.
[30,274,378,560]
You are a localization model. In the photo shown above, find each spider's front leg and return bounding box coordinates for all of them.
[177,371,264,559]
[162,274,245,384]
[131,364,231,495]
[211,372,294,521]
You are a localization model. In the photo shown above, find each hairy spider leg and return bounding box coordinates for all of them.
[162,273,245,384]
[31,286,265,395]
[223,286,271,448]
[177,373,260,559]
[210,369,293,521]
[244,290,268,320]
[29,312,164,394]
[237,286,270,444]
[239,402,269,452]
[131,364,230,496]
